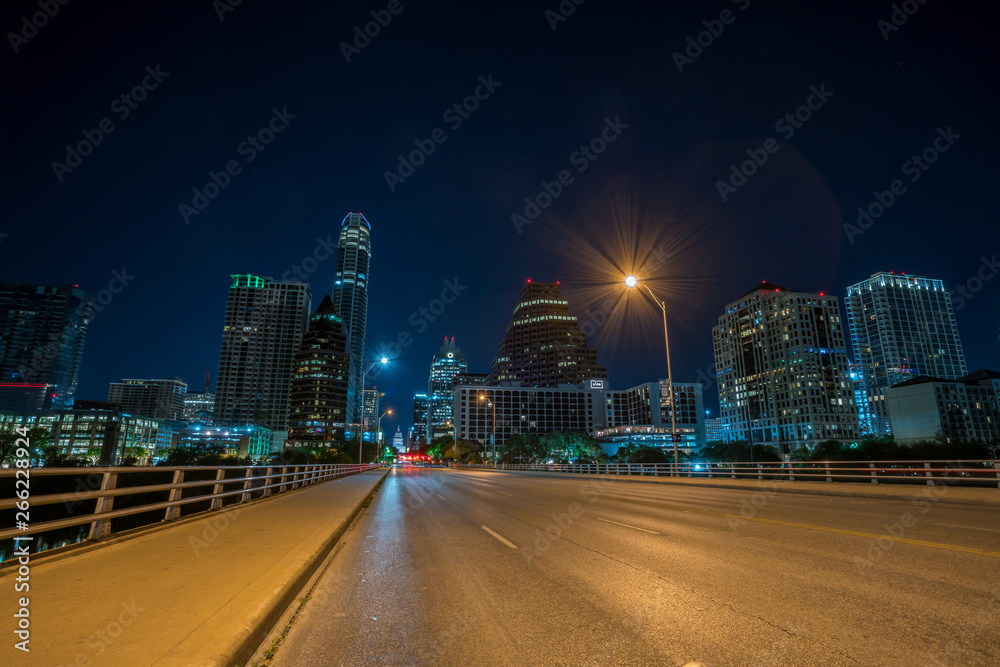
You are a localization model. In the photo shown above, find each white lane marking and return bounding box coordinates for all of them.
[932,523,1000,533]
[595,517,660,534]
[497,491,514,497]
[436,494,446,500]
[481,525,518,549]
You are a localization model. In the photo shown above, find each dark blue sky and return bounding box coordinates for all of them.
[3,0,998,438]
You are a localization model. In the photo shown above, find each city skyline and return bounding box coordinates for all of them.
[4,1,997,441]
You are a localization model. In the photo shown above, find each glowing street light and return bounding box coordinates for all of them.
[624,274,679,468]
[358,357,389,463]
[479,393,496,465]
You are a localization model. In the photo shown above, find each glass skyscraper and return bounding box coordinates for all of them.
[0,283,94,410]
[331,212,372,431]
[427,338,467,442]
[845,271,967,436]
[215,274,311,432]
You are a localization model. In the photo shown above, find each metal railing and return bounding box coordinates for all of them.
[462,460,1000,489]
[0,464,381,546]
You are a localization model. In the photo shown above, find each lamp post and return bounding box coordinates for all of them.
[358,357,388,464]
[446,420,458,462]
[376,408,392,463]
[624,275,679,468]
[479,393,496,465]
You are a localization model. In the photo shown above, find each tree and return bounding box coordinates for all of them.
[629,447,669,464]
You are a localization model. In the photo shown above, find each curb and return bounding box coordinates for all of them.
[462,468,1000,508]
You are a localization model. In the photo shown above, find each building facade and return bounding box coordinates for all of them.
[713,282,859,453]
[214,274,311,432]
[287,296,351,447]
[0,283,94,410]
[846,271,967,436]
[331,212,372,428]
[412,393,429,447]
[885,369,1000,444]
[705,417,726,443]
[427,338,467,442]
[107,377,188,420]
[361,388,382,442]
[183,391,215,423]
[488,281,606,387]
[176,423,273,458]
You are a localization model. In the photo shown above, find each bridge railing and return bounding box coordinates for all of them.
[464,460,1000,489]
[0,464,381,555]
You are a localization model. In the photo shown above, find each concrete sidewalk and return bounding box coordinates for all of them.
[2,467,388,667]
[467,467,1000,507]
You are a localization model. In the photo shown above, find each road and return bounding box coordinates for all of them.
[269,466,1000,666]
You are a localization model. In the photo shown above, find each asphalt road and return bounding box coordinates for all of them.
[269,467,1000,666]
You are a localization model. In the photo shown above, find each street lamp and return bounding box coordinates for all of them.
[358,357,389,464]
[479,393,496,465]
[376,409,392,462]
[624,274,679,469]
[446,420,458,462]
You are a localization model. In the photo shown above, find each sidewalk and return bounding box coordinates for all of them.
[2,467,388,667]
[470,467,1000,508]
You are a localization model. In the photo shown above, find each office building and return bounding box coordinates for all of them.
[427,338,467,442]
[176,423,273,458]
[331,212,372,429]
[287,296,351,447]
[412,393,429,447]
[361,387,382,442]
[846,271,967,436]
[107,377,188,420]
[885,369,1000,444]
[183,392,215,424]
[601,381,706,450]
[0,283,94,410]
[705,417,726,443]
[488,281,607,387]
[713,282,859,453]
[214,274,311,432]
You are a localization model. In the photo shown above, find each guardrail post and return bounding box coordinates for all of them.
[994,461,1000,489]
[263,467,273,497]
[787,462,795,482]
[164,469,184,521]
[210,468,226,510]
[292,466,302,490]
[731,463,736,480]
[824,463,832,483]
[923,461,935,487]
[758,465,763,481]
[706,464,712,479]
[88,471,118,541]
[869,463,878,485]
[241,467,254,502]
[279,467,288,494]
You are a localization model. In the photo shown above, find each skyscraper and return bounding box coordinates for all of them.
[107,377,188,420]
[0,283,94,410]
[287,296,351,446]
[488,281,607,387]
[412,393,429,447]
[713,282,859,453]
[331,212,372,430]
[427,337,467,442]
[845,271,967,435]
[362,387,381,442]
[215,274,311,432]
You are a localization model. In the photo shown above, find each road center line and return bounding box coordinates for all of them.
[497,491,513,497]
[594,517,660,534]
[481,525,518,549]
[931,523,1000,533]
[436,494,446,500]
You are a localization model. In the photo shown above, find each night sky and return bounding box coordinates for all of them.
[3,0,998,438]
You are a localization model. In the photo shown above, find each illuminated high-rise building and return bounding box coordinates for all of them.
[412,393,429,447]
[215,274,311,432]
[107,377,187,420]
[713,282,859,453]
[427,338,467,442]
[331,212,372,430]
[845,272,967,436]
[287,296,351,446]
[0,283,94,410]
[488,281,606,387]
